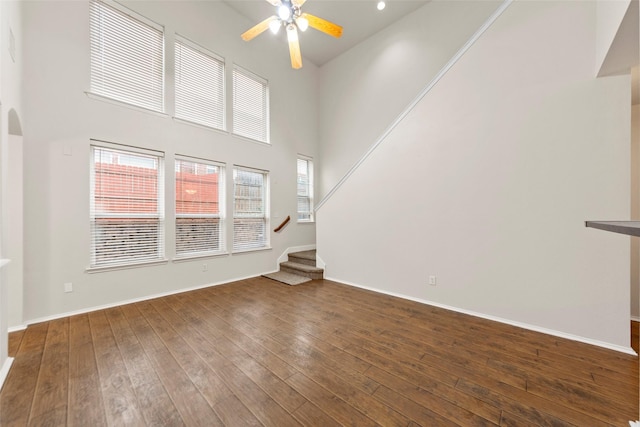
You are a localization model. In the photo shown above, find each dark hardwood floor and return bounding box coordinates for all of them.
[1,278,638,426]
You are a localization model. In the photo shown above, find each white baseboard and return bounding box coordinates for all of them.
[326,276,638,356]
[0,357,14,392]
[22,273,264,327]
[7,325,27,333]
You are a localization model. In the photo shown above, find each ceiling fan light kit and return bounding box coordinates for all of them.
[241,0,343,69]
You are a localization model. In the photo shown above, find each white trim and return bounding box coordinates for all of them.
[22,273,263,327]
[90,139,165,157]
[631,316,640,322]
[276,244,316,266]
[8,325,27,334]
[175,33,225,63]
[326,276,638,356]
[232,133,272,147]
[0,258,12,393]
[0,357,14,392]
[98,0,163,31]
[86,259,169,274]
[172,252,230,263]
[231,247,272,255]
[316,253,326,270]
[85,92,168,118]
[315,0,513,211]
[173,117,230,136]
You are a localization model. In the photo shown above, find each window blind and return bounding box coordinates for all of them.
[175,158,225,257]
[233,167,268,251]
[232,66,269,143]
[175,37,225,130]
[297,157,313,222]
[90,145,165,267]
[89,0,164,112]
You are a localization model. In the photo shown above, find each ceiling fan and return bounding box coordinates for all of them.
[241,0,343,69]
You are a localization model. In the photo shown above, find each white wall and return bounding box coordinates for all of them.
[317,0,633,351]
[6,134,22,329]
[317,0,502,199]
[596,0,632,75]
[20,1,318,325]
[0,0,23,387]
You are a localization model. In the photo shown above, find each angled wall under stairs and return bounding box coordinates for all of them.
[316,0,634,352]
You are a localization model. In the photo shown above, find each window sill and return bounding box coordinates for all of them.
[231,246,272,255]
[86,92,168,118]
[173,117,228,135]
[231,132,271,147]
[297,220,315,224]
[172,252,230,263]
[86,258,169,274]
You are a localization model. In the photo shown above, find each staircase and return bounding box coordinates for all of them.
[262,250,323,285]
[280,250,324,280]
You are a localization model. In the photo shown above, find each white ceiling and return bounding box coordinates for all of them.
[224,0,430,67]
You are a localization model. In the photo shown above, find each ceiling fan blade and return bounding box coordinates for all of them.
[302,13,343,38]
[286,25,302,69]
[241,16,278,41]
[292,0,307,6]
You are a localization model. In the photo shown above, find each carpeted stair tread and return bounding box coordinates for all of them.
[287,250,317,266]
[262,271,311,286]
[280,261,323,273]
[280,260,324,280]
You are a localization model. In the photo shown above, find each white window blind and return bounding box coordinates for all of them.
[233,167,269,251]
[297,157,313,222]
[232,66,269,143]
[175,158,225,257]
[175,37,225,130]
[90,145,165,268]
[90,0,164,112]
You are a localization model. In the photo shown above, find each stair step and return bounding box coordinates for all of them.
[280,261,323,280]
[288,250,317,267]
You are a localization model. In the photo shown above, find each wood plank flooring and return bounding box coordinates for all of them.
[1,278,638,426]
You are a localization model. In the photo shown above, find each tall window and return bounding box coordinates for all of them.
[297,157,314,222]
[233,167,269,251]
[90,145,165,268]
[175,36,225,130]
[175,158,225,257]
[89,0,164,112]
[232,66,269,143]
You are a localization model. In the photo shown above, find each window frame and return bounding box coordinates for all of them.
[232,165,270,253]
[297,156,314,223]
[232,65,270,144]
[174,156,227,259]
[89,0,165,113]
[174,35,226,131]
[88,141,166,271]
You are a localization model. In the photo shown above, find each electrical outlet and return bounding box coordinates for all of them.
[202,264,208,272]
[64,282,73,293]
[428,275,437,286]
